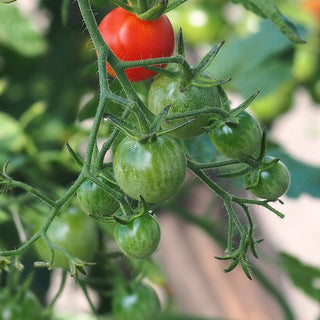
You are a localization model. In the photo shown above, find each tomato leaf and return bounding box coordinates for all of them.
[0,3,47,56]
[280,252,320,302]
[231,0,304,44]
[0,112,28,153]
[207,20,294,98]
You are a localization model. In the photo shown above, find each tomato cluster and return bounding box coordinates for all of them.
[90,5,292,265]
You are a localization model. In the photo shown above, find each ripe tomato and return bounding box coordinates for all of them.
[246,157,290,201]
[98,7,175,82]
[210,111,262,159]
[303,0,320,28]
[114,213,161,259]
[113,135,186,203]
[77,177,119,218]
[112,282,161,320]
[148,72,221,139]
[34,207,98,269]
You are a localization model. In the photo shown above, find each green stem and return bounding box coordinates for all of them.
[6,179,55,208]
[187,159,231,202]
[226,201,234,255]
[191,159,244,170]
[48,270,67,309]
[0,175,85,257]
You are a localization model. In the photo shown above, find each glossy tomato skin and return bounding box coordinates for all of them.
[98,7,175,82]
[112,282,161,320]
[148,74,221,139]
[246,158,290,201]
[115,214,160,259]
[35,207,98,269]
[77,177,119,218]
[210,111,262,159]
[113,135,186,203]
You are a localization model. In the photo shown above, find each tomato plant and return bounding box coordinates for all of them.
[246,157,291,201]
[34,207,98,269]
[0,0,304,317]
[148,70,221,139]
[98,7,175,81]
[114,213,161,259]
[112,282,161,320]
[210,111,262,159]
[113,135,186,203]
[77,177,119,218]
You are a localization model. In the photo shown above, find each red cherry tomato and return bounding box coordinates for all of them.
[98,7,175,82]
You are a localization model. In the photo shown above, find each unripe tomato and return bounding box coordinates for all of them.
[77,177,119,218]
[210,111,262,159]
[246,157,290,201]
[34,207,98,269]
[112,282,161,320]
[114,214,161,259]
[249,82,295,123]
[148,72,221,139]
[113,135,186,203]
[98,7,175,82]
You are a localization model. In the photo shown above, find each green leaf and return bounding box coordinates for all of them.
[280,252,320,302]
[183,134,218,163]
[207,20,293,97]
[0,3,47,56]
[231,0,304,44]
[269,147,320,199]
[0,112,28,153]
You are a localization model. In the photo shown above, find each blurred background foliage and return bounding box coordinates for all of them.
[0,0,320,319]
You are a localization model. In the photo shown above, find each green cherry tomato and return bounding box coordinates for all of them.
[112,282,161,320]
[148,72,221,139]
[35,207,98,269]
[246,158,290,201]
[114,213,161,259]
[210,111,262,159]
[113,135,186,203]
[249,82,295,123]
[77,177,119,218]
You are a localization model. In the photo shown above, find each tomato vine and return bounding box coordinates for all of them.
[0,0,298,318]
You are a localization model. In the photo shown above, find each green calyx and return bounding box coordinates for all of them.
[110,0,169,20]
[146,36,229,90]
